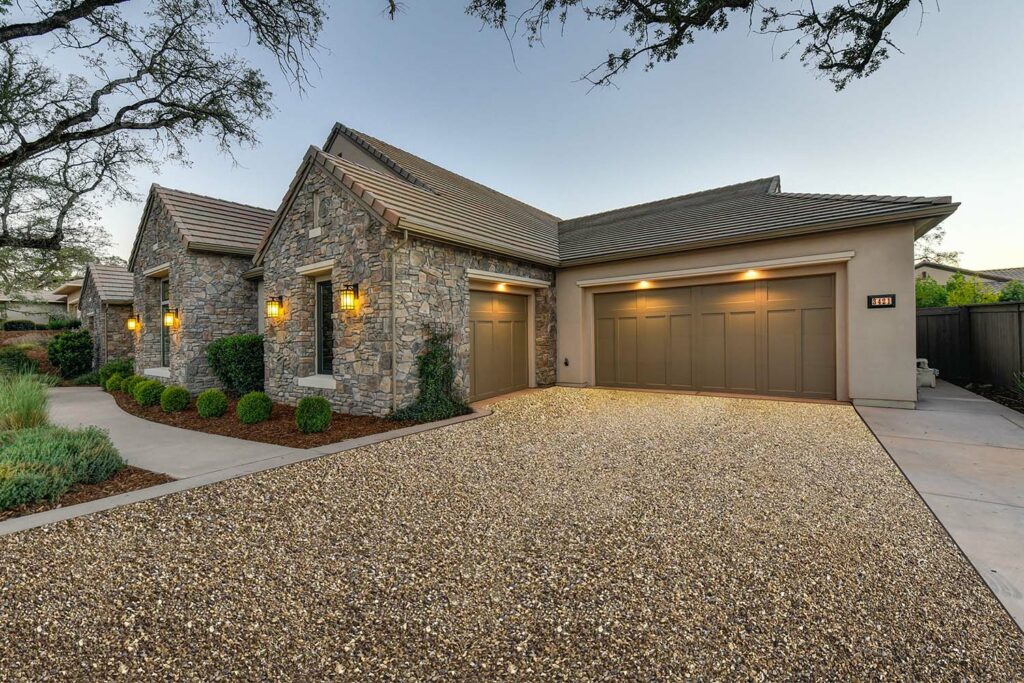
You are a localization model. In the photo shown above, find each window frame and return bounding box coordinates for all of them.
[314,277,334,375]
[159,278,170,367]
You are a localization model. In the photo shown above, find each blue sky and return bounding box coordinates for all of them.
[104,1,1024,270]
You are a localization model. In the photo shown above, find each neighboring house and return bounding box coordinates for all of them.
[78,263,134,368]
[52,279,84,318]
[126,185,275,391]
[0,290,66,324]
[247,123,958,414]
[915,261,1022,290]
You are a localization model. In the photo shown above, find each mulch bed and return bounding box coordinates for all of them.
[0,466,174,522]
[111,390,420,449]
[957,381,1024,415]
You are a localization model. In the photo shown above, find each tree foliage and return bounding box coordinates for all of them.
[914,225,960,266]
[0,0,326,251]
[998,281,1024,303]
[458,0,925,89]
[914,277,946,308]
[945,272,999,307]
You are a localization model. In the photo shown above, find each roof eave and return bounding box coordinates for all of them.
[185,241,257,257]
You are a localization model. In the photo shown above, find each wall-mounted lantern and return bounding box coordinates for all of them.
[163,309,178,327]
[126,314,140,331]
[266,296,283,319]
[338,284,359,311]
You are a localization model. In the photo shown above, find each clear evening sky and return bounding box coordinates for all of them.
[101,1,1023,270]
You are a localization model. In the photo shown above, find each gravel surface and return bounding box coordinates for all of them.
[2,388,1021,681]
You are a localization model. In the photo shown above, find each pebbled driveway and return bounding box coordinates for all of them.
[2,388,1021,680]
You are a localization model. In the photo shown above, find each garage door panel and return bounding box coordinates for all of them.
[767,309,799,394]
[469,292,529,402]
[595,291,637,317]
[699,312,727,390]
[642,287,691,312]
[639,315,668,386]
[725,311,757,392]
[767,274,833,303]
[616,317,638,385]
[701,281,757,306]
[596,318,616,386]
[801,307,836,397]
[668,314,693,388]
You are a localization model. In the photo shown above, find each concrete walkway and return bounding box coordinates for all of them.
[50,387,306,478]
[857,380,1024,629]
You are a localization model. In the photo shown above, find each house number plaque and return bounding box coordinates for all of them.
[867,294,896,308]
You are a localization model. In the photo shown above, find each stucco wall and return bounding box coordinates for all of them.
[260,165,556,416]
[131,197,258,392]
[555,222,919,406]
[78,279,133,368]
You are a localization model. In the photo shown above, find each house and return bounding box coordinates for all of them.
[0,290,67,325]
[915,261,1022,290]
[127,185,275,391]
[52,279,84,318]
[78,263,134,367]
[249,123,958,414]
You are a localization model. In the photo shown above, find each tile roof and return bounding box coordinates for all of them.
[129,185,275,269]
[84,263,134,303]
[52,279,83,296]
[0,290,64,303]
[983,267,1024,282]
[256,123,958,268]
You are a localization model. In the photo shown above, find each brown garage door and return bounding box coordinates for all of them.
[469,291,529,401]
[595,274,836,399]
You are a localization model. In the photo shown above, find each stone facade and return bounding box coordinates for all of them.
[261,165,556,416]
[78,280,133,369]
[131,196,259,392]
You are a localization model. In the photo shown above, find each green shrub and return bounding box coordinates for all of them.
[46,330,93,378]
[0,319,35,331]
[104,373,124,392]
[236,391,272,424]
[206,334,264,395]
[46,316,77,330]
[120,375,142,396]
[72,371,100,386]
[133,379,164,407]
[0,373,50,430]
[915,277,947,308]
[999,281,1024,303]
[196,388,228,418]
[945,272,999,307]
[160,386,190,413]
[0,346,38,375]
[98,357,134,387]
[392,327,471,422]
[0,425,124,510]
[296,396,331,433]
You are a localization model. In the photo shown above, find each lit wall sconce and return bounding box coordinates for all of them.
[266,296,283,319]
[163,309,178,327]
[338,284,359,311]
[126,314,140,331]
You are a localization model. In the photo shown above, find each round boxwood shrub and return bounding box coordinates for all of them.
[160,386,190,413]
[236,391,272,424]
[133,379,164,407]
[98,357,133,388]
[295,396,331,433]
[104,373,124,392]
[196,388,228,418]
[46,329,93,378]
[120,375,142,396]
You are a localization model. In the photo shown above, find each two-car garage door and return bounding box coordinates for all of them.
[595,274,836,399]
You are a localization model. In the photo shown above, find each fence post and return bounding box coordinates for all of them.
[959,306,972,381]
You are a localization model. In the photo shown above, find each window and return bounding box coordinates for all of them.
[160,278,170,367]
[315,279,333,374]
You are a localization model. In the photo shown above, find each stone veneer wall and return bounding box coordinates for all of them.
[131,197,258,392]
[78,279,133,368]
[261,165,556,417]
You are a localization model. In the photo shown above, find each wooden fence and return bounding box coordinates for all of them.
[916,302,1024,386]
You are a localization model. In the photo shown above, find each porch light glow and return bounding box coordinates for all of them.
[163,309,178,327]
[339,284,358,311]
[638,280,651,288]
[743,269,759,279]
[126,314,140,331]
[266,296,283,319]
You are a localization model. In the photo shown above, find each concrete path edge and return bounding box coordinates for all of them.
[0,408,491,537]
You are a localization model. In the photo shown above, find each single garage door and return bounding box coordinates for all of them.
[469,291,529,401]
[595,274,836,399]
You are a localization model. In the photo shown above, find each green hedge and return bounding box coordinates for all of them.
[160,386,190,413]
[0,346,37,375]
[133,379,164,407]
[72,371,100,386]
[98,358,133,387]
[296,396,331,433]
[0,425,124,511]
[236,391,272,424]
[120,375,143,396]
[206,334,264,395]
[47,330,93,378]
[47,317,80,330]
[0,319,35,331]
[196,388,228,418]
[104,373,124,392]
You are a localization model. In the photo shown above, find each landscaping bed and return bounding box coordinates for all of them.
[0,466,173,522]
[111,390,419,448]
[958,381,1024,415]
